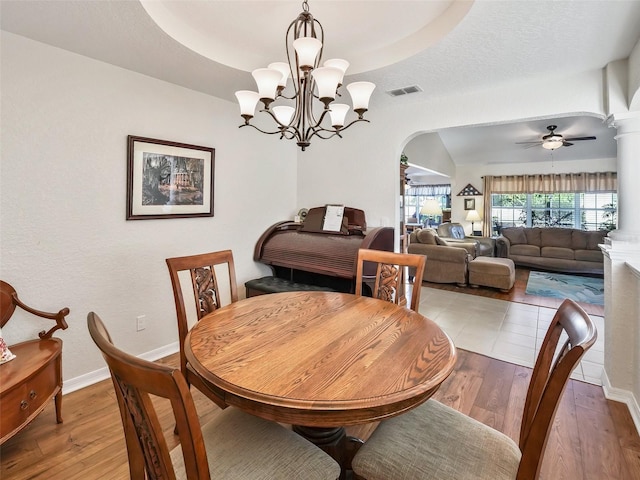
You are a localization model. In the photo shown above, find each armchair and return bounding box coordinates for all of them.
[407,229,473,286]
[438,222,495,257]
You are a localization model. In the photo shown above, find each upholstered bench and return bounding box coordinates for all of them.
[468,257,515,292]
[245,276,336,298]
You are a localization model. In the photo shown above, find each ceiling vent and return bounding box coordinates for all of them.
[386,85,423,97]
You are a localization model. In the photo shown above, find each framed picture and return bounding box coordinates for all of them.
[464,198,475,210]
[127,136,215,220]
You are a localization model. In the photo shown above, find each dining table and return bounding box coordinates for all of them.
[185,291,457,478]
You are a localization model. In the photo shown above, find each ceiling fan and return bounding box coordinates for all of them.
[516,125,596,150]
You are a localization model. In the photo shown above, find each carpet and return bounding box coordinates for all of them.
[525,271,604,306]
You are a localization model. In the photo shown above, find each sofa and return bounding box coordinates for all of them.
[437,222,496,257]
[407,228,475,286]
[495,227,607,275]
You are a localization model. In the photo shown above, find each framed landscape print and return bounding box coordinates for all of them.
[464,198,475,210]
[127,136,215,220]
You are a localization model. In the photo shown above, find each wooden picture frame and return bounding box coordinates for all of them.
[464,198,475,210]
[127,136,214,220]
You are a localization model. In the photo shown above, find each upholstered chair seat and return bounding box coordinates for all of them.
[352,399,521,480]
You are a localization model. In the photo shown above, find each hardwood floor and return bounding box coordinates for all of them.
[1,350,638,479]
[423,266,605,316]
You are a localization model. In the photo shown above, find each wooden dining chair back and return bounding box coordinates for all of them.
[88,312,340,480]
[166,250,238,407]
[352,298,597,480]
[88,312,211,480]
[516,298,597,478]
[354,249,426,312]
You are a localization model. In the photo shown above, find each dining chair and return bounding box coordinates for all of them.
[354,248,426,312]
[166,250,238,408]
[351,298,597,480]
[87,312,340,480]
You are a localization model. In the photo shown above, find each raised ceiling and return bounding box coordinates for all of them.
[2,0,639,165]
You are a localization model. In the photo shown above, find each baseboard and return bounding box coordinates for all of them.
[62,342,179,394]
[602,369,640,436]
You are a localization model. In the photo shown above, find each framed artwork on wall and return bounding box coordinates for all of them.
[464,198,475,210]
[126,136,215,220]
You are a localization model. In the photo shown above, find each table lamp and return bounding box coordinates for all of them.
[465,209,482,234]
[420,199,442,227]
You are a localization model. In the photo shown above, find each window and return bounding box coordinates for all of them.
[404,192,449,226]
[491,192,617,234]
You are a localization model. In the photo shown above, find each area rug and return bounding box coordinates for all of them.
[525,271,604,306]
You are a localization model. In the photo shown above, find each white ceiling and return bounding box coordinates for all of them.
[2,0,639,166]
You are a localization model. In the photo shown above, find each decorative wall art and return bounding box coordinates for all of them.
[464,198,476,210]
[127,136,215,220]
[457,184,482,196]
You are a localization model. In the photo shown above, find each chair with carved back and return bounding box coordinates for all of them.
[166,250,238,408]
[87,312,340,480]
[355,248,426,312]
[0,280,69,445]
[352,298,597,480]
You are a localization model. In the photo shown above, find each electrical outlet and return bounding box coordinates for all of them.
[136,315,146,331]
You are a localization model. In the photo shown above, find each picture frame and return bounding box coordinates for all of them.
[127,136,215,220]
[464,198,475,210]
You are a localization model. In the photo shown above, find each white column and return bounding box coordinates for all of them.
[607,113,640,244]
[601,112,640,434]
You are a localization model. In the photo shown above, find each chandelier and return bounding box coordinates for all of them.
[234,0,375,151]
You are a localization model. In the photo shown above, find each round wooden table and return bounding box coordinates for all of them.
[185,291,457,476]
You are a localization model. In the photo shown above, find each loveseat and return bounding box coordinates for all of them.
[495,227,606,275]
[407,228,475,286]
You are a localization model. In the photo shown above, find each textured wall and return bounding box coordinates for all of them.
[0,32,297,384]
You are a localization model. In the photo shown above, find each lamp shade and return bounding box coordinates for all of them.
[465,210,481,222]
[420,199,442,216]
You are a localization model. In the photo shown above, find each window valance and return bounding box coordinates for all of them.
[406,184,451,196]
[483,172,616,194]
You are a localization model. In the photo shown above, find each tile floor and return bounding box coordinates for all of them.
[417,285,605,385]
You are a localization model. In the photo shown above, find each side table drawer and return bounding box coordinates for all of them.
[0,384,30,440]
[27,359,60,415]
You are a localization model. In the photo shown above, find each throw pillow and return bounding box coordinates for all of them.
[416,229,437,244]
[0,328,16,364]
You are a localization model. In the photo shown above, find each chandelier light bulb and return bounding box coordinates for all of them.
[293,37,322,69]
[347,81,376,114]
[252,68,282,102]
[323,58,349,84]
[268,62,291,88]
[272,105,295,126]
[311,66,343,103]
[234,90,260,119]
[328,103,350,128]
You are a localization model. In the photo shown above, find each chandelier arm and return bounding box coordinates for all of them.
[239,123,296,137]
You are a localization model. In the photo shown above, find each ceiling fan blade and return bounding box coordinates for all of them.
[562,141,574,147]
[564,136,596,141]
[523,143,542,149]
[515,141,542,145]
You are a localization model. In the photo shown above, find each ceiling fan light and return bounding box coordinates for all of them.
[542,136,563,150]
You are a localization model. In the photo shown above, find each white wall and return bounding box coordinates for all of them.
[297,68,607,230]
[0,32,297,384]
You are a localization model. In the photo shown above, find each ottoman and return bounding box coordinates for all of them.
[468,257,515,292]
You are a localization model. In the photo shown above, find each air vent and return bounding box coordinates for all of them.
[386,85,423,97]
